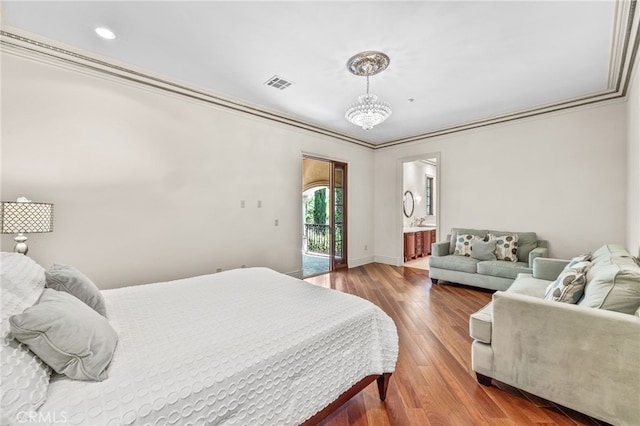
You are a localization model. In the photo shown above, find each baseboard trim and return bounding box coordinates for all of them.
[348,256,375,268]
[374,255,401,266]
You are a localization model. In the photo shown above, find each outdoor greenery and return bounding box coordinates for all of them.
[305,188,328,224]
[305,188,329,254]
[304,187,343,256]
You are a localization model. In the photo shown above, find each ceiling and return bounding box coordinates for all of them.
[2,1,638,148]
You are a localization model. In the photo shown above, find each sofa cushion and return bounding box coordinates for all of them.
[506,273,549,298]
[579,255,640,315]
[489,234,519,263]
[591,244,632,263]
[477,261,531,279]
[449,228,488,254]
[454,234,483,257]
[469,303,493,343]
[544,261,591,304]
[469,273,549,345]
[429,255,480,274]
[471,239,497,261]
[490,230,538,263]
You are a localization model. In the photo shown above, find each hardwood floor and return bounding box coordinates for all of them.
[305,263,608,426]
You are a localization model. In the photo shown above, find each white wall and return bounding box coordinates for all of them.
[0,52,374,289]
[374,101,628,264]
[627,51,640,257]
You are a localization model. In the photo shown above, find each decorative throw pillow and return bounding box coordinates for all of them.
[10,289,118,381]
[45,264,107,316]
[470,240,497,261]
[489,234,519,262]
[544,261,591,304]
[449,228,488,254]
[454,234,484,257]
[571,253,592,263]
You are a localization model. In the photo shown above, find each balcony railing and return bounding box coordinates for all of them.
[304,223,330,254]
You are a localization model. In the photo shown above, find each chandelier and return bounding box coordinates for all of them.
[345,51,392,131]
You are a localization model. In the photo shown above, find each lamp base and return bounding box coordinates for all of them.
[14,234,28,255]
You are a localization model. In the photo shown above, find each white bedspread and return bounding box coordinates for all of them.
[36,267,398,425]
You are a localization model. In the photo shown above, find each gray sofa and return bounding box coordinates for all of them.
[470,244,640,425]
[428,228,548,290]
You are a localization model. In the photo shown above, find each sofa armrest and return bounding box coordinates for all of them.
[532,257,570,281]
[528,247,548,268]
[491,291,640,424]
[431,241,450,257]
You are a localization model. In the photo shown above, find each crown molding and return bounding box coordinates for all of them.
[1,0,638,151]
[0,29,376,150]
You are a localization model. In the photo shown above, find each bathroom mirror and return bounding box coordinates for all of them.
[403,190,414,217]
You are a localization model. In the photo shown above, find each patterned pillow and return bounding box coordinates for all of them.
[454,234,484,257]
[544,261,591,304]
[571,253,592,263]
[489,234,519,262]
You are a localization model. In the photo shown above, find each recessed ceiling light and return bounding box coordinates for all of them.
[95,27,116,40]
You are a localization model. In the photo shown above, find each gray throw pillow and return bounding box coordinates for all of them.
[9,289,117,381]
[45,264,107,317]
[470,240,497,261]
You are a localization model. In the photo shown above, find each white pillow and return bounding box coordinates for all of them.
[1,253,46,337]
[0,253,50,424]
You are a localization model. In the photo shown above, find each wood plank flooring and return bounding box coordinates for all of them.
[305,263,608,426]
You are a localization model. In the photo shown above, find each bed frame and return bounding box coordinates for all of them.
[302,373,392,425]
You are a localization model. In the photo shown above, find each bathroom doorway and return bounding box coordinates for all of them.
[402,156,439,270]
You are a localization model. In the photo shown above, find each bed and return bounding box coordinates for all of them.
[1,253,398,425]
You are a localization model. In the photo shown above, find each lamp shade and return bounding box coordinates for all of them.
[0,201,54,234]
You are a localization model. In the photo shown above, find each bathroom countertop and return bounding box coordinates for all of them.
[403,226,436,233]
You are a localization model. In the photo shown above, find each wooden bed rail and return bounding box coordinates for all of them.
[302,373,392,425]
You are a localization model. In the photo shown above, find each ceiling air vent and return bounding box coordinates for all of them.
[265,75,293,90]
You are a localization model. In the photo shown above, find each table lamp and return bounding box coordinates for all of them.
[0,197,54,255]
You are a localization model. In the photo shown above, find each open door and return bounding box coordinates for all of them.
[331,161,348,269]
[302,157,348,276]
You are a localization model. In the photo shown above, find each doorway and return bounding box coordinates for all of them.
[402,156,439,270]
[302,156,348,277]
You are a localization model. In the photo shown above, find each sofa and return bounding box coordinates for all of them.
[469,244,640,425]
[428,228,548,290]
